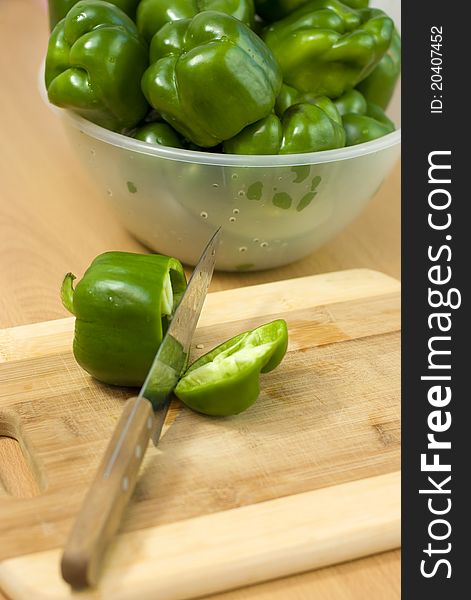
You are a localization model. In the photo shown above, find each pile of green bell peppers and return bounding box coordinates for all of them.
[46,0,400,154]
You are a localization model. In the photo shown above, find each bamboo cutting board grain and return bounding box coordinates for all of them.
[0,269,401,600]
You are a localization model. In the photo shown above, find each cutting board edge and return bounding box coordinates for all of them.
[0,268,400,363]
[0,470,401,600]
[204,268,400,302]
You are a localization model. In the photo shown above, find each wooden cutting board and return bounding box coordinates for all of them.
[0,269,400,600]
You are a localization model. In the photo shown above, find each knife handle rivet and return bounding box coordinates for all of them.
[122,476,129,492]
[135,445,142,459]
[147,417,153,431]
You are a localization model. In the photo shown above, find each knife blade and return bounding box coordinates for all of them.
[61,229,220,589]
[141,227,220,444]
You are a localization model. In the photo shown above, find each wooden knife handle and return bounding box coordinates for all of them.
[61,396,154,589]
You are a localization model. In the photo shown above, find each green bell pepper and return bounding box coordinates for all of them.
[136,0,255,42]
[141,11,282,147]
[175,319,288,416]
[357,28,401,109]
[61,252,187,386]
[254,0,369,23]
[275,82,350,118]
[45,0,149,131]
[275,83,317,116]
[224,114,282,155]
[224,97,345,154]
[342,101,395,146]
[263,0,394,99]
[134,123,185,147]
[333,88,367,116]
[47,0,140,30]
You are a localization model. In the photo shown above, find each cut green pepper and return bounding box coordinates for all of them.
[136,0,255,42]
[175,319,288,416]
[45,1,149,131]
[61,252,187,386]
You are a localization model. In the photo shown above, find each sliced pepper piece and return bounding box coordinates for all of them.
[175,320,288,416]
[136,0,255,42]
[254,0,369,22]
[134,123,185,148]
[263,0,394,99]
[224,97,345,154]
[47,0,140,30]
[141,11,282,147]
[357,27,401,109]
[342,101,395,146]
[61,252,187,386]
[45,0,149,131]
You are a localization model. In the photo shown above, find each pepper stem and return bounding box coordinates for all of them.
[61,273,76,315]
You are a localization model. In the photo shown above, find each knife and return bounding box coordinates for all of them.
[61,229,221,589]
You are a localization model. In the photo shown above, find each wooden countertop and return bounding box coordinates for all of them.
[0,1,400,598]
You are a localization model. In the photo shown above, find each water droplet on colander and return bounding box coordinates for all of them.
[233,208,240,215]
[212,183,219,188]
[229,216,236,223]
[239,246,247,253]
[200,211,208,219]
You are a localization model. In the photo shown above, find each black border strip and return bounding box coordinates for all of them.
[402,1,468,597]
